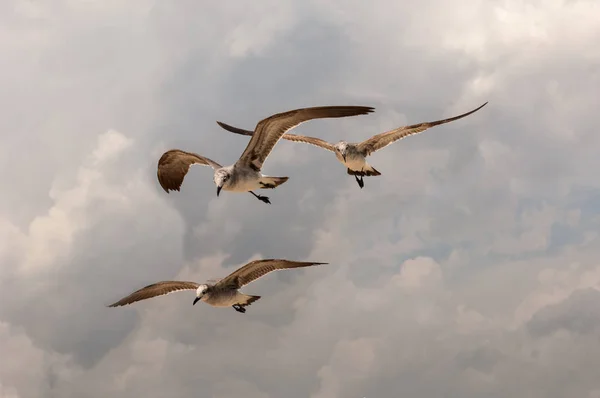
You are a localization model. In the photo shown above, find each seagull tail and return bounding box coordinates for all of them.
[259,176,289,189]
[239,294,261,307]
[346,166,381,177]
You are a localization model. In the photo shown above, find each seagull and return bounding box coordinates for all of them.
[216,102,487,189]
[107,259,327,313]
[157,106,375,203]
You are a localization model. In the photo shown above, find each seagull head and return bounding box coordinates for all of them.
[334,141,349,162]
[213,169,231,197]
[193,284,209,305]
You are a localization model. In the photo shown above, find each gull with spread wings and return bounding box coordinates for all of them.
[216,102,487,189]
[108,259,327,313]
[157,106,374,203]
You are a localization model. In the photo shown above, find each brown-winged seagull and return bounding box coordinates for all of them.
[157,106,374,203]
[108,259,327,313]
[216,102,487,188]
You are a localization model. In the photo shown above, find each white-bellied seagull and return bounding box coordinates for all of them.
[157,106,375,202]
[216,102,487,188]
[108,259,327,313]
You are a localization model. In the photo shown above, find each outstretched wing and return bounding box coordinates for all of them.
[216,121,336,152]
[157,149,222,193]
[282,134,336,152]
[215,121,254,136]
[234,106,374,171]
[357,102,488,157]
[215,259,328,289]
[107,281,200,307]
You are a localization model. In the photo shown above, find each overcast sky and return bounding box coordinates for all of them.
[1,0,599,397]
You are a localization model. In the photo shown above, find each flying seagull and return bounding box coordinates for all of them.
[157,106,374,203]
[216,102,487,189]
[107,259,327,313]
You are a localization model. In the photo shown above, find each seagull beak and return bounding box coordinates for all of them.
[193,297,200,306]
[216,186,222,197]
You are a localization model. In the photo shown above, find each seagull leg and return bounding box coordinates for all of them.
[232,304,246,313]
[354,172,365,189]
[359,169,366,189]
[249,191,271,204]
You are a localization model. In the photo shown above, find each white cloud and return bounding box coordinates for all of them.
[514,262,600,327]
[0,321,77,398]
[15,130,133,274]
[393,256,442,290]
[312,338,377,398]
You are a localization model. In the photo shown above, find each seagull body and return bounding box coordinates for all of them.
[108,259,327,313]
[216,102,487,188]
[334,143,380,179]
[157,106,375,203]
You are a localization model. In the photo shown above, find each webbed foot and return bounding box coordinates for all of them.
[232,304,246,313]
[250,191,271,204]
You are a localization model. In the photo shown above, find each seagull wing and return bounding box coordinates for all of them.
[216,121,336,152]
[234,106,374,171]
[282,134,336,152]
[107,281,200,307]
[215,259,328,290]
[357,102,488,157]
[157,149,223,193]
[215,121,254,136]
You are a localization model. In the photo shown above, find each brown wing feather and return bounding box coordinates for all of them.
[216,121,336,152]
[216,259,328,289]
[236,106,374,171]
[157,149,222,193]
[107,281,200,307]
[279,133,336,152]
[357,102,488,156]
[215,121,254,136]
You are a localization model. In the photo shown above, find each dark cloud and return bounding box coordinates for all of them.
[528,288,600,337]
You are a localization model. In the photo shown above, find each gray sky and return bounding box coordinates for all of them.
[1,1,599,397]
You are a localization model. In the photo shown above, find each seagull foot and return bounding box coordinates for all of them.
[233,304,246,313]
[249,191,272,204]
[355,175,364,189]
[257,195,271,204]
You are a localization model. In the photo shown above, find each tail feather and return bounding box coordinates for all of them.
[347,167,381,177]
[240,295,261,307]
[259,176,289,189]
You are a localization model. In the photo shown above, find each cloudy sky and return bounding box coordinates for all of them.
[1,0,599,397]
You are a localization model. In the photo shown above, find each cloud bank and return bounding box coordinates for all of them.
[1,0,599,397]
